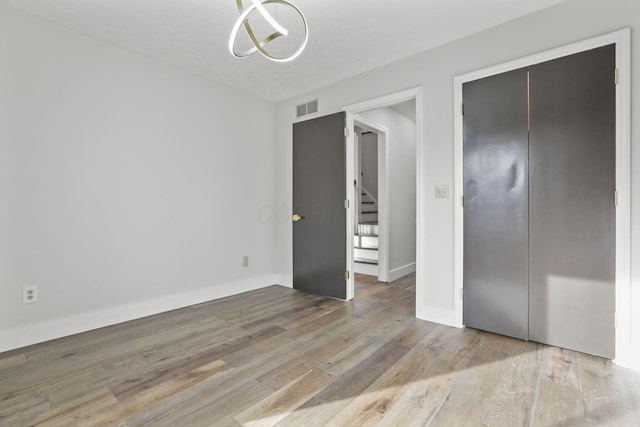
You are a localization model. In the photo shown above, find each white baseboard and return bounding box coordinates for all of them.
[416,304,463,328]
[273,274,293,288]
[389,262,416,282]
[614,350,640,371]
[0,275,277,354]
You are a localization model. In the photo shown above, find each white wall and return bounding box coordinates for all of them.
[359,108,416,276]
[0,5,278,352]
[275,0,640,369]
[359,132,378,199]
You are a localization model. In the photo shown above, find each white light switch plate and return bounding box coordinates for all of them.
[435,185,449,199]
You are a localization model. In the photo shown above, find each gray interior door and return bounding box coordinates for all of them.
[528,45,616,358]
[293,112,347,299]
[462,68,530,340]
[463,45,616,358]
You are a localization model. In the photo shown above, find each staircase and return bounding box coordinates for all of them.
[354,187,379,274]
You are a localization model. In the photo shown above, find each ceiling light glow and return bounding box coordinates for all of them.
[229,0,308,63]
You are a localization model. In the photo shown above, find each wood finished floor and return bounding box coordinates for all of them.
[1,273,640,426]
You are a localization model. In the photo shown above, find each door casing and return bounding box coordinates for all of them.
[344,87,423,301]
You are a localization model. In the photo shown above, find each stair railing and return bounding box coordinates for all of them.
[360,185,378,205]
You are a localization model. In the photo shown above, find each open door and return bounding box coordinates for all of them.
[293,112,347,299]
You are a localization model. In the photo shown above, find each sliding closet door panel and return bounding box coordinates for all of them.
[529,45,615,358]
[463,69,529,340]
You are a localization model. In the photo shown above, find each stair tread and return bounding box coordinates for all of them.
[355,258,378,265]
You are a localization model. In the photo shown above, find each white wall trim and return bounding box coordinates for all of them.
[0,276,278,353]
[416,304,460,328]
[344,87,422,304]
[389,262,416,282]
[273,274,293,288]
[345,88,420,114]
[453,29,633,366]
[344,114,356,300]
[612,29,634,370]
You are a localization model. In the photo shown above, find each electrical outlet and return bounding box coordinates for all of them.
[23,285,38,304]
[242,256,249,267]
[435,185,449,199]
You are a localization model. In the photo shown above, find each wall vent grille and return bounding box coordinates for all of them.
[296,100,319,118]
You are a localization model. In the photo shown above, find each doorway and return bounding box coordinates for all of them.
[344,88,421,301]
[352,118,387,281]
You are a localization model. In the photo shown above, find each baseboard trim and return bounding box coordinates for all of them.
[417,304,463,328]
[389,262,416,282]
[0,275,277,354]
[614,352,640,371]
[274,274,293,288]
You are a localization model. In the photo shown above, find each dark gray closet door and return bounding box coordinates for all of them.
[529,45,616,358]
[463,69,530,340]
[292,112,347,299]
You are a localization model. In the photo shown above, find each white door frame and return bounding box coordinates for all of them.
[354,116,389,282]
[453,29,632,366]
[343,87,423,301]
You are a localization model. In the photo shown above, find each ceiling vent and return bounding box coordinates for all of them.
[296,100,318,118]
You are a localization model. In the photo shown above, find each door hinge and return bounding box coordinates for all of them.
[461,103,464,115]
[615,68,619,85]
[345,271,350,280]
[614,190,618,207]
[461,196,465,208]
[345,199,350,209]
[461,288,464,300]
[344,127,349,137]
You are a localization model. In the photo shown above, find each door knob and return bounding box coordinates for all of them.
[292,214,306,222]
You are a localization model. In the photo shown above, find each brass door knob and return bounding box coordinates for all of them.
[292,214,306,222]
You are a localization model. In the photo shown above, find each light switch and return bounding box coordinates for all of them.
[435,185,449,199]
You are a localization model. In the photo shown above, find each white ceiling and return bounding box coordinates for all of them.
[0,0,565,102]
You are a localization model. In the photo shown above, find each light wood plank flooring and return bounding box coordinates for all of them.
[1,273,639,426]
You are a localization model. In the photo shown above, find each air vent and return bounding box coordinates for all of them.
[307,99,318,114]
[296,99,319,118]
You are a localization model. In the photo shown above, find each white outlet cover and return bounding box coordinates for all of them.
[23,285,38,304]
